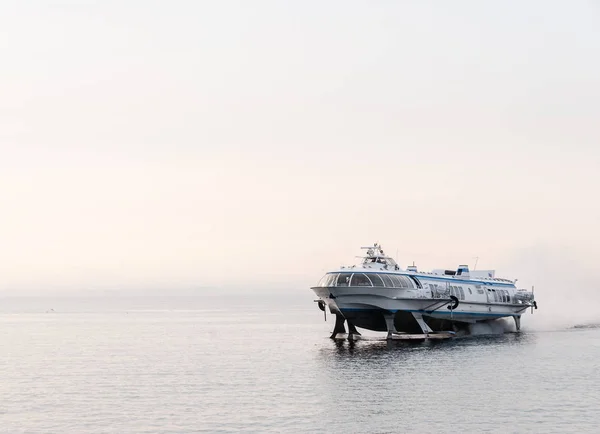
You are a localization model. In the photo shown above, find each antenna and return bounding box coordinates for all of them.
[473,256,479,270]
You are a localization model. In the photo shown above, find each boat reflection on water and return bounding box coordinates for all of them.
[319,331,535,366]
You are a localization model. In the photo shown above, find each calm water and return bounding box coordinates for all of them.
[1,294,599,433]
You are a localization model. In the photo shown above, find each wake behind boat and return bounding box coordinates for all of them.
[312,243,538,339]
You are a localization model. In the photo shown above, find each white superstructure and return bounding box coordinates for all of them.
[311,243,537,339]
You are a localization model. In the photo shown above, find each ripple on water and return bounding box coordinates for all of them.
[1,296,599,433]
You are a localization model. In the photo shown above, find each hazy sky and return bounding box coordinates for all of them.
[1,1,599,295]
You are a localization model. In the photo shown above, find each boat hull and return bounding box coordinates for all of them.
[312,285,530,333]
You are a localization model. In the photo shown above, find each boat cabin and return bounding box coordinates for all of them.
[360,244,400,271]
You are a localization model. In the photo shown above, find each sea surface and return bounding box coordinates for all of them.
[1,294,599,433]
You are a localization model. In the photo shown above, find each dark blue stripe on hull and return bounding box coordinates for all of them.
[340,308,512,317]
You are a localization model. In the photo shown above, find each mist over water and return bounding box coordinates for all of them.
[468,318,513,335]
[520,277,600,333]
[492,245,600,333]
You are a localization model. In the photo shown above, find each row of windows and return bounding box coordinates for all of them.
[429,284,473,301]
[443,285,513,302]
[492,289,512,303]
[450,285,466,300]
[317,273,415,289]
[318,275,514,302]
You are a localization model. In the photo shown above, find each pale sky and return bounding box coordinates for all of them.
[1,1,599,296]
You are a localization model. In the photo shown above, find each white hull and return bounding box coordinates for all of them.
[313,286,530,324]
[311,244,537,338]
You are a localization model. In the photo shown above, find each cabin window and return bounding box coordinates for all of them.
[336,273,352,287]
[389,274,402,287]
[387,274,407,288]
[400,275,415,288]
[448,286,463,300]
[387,275,414,288]
[326,273,338,286]
[450,286,465,300]
[379,274,395,287]
[350,273,372,287]
[318,274,337,287]
[468,288,472,295]
[367,273,385,287]
[408,276,422,288]
[317,275,328,287]
[386,274,402,287]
